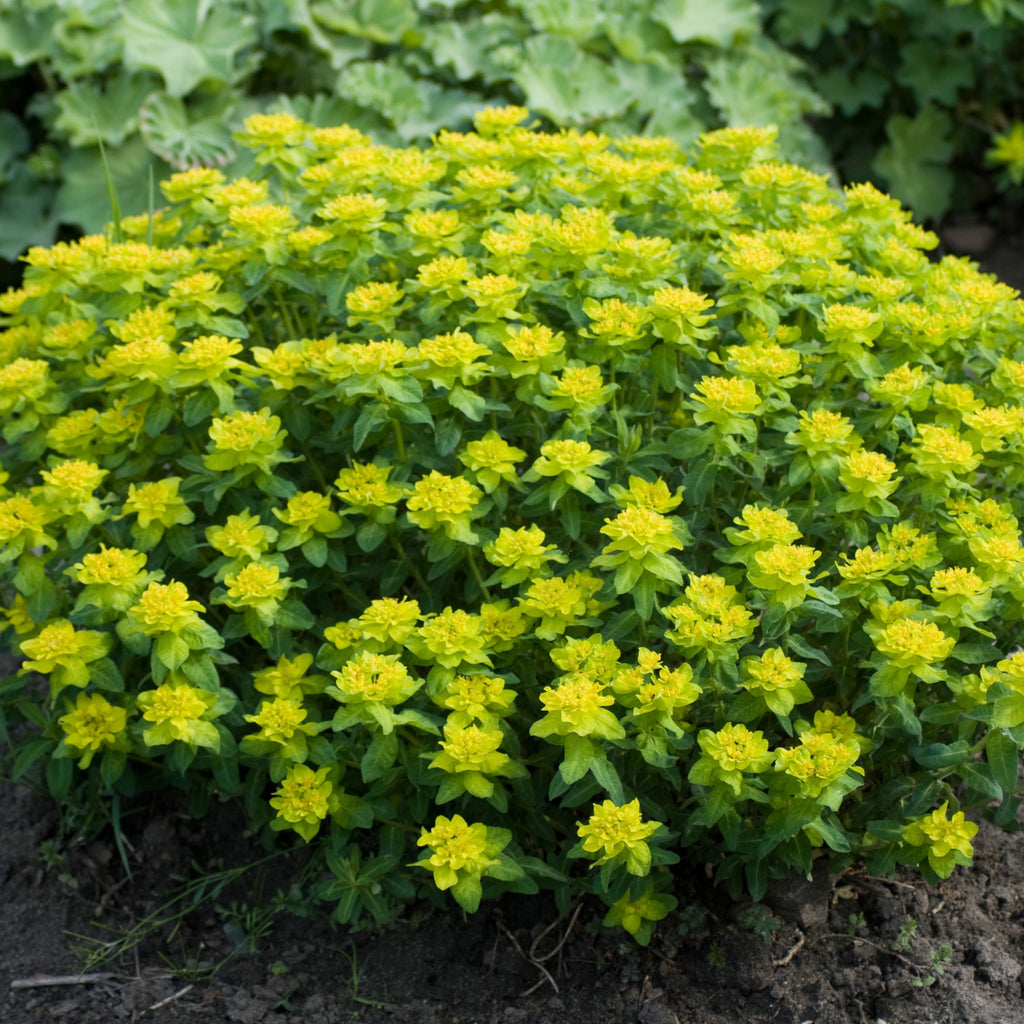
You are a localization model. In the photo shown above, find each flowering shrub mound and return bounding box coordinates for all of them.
[1,108,1021,944]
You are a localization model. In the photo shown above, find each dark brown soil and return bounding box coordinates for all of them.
[3,771,1024,1024]
[3,236,1024,1024]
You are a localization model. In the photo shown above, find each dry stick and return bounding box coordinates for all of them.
[11,973,120,989]
[529,899,583,965]
[772,932,806,967]
[144,984,194,1013]
[495,922,560,998]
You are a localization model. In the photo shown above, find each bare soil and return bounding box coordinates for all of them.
[2,771,1024,1024]
[2,234,1024,1024]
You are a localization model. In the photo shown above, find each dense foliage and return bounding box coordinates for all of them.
[0,0,827,261]
[761,0,1024,219]
[1,110,1022,943]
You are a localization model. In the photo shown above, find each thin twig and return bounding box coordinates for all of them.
[145,984,194,1013]
[11,973,120,989]
[496,921,559,997]
[772,932,805,967]
[529,899,583,964]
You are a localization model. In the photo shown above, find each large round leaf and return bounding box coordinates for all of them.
[139,91,236,169]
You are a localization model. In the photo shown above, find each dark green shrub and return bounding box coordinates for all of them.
[762,0,1024,219]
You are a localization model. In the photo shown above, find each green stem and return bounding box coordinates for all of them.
[273,284,299,340]
[392,418,406,462]
[301,444,329,491]
[391,536,429,594]
[466,549,492,602]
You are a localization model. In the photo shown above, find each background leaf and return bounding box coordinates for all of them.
[337,60,426,127]
[139,91,237,169]
[52,74,156,146]
[0,111,29,179]
[512,35,632,123]
[307,0,416,43]
[653,0,759,46]
[0,5,63,66]
[55,135,168,234]
[873,105,955,221]
[0,166,59,259]
[120,0,257,97]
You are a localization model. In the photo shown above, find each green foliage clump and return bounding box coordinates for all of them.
[0,0,828,260]
[2,109,1022,943]
[761,0,1024,219]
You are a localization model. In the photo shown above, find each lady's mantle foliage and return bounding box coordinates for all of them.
[1,106,1022,939]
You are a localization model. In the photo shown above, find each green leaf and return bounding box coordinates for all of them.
[155,631,190,671]
[561,491,581,539]
[100,749,128,788]
[896,41,975,107]
[745,858,767,902]
[985,730,1019,793]
[919,703,966,725]
[0,168,59,259]
[873,105,955,220]
[588,757,625,803]
[120,0,257,98]
[277,600,316,631]
[53,76,156,147]
[990,693,1024,729]
[89,658,125,693]
[911,741,970,771]
[652,343,679,390]
[139,91,237,170]
[653,0,759,46]
[421,17,519,83]
[47,756,74,800]
[612,559,644,595]
[512,35,632,123]
[352,403,391,451]
[601,609,640,642]
[952,642,1001,665]
[448,384,487,422]
[308,0,415,43]
[511,0,605,42]
[694,785,733,827]
[0,112,29,178]
[181,654,219,689]
[785,634,831,666]
[361,730,399,782]
[957,762,1003,802]
[15,737,53,780]
[668,428,713,459]
[24,578,57,623]
[704,42,829,138]
[560,733,595,785]
[338,60,426,126]
[183,389,219,427]
[812,815,851,853]
[355,521,388,553]
[301,535,328,567]
[633,575,656,620]
[433,418,462,456]
[760,602,790,641]
[450,874,482,913]
[0,5,63,65]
